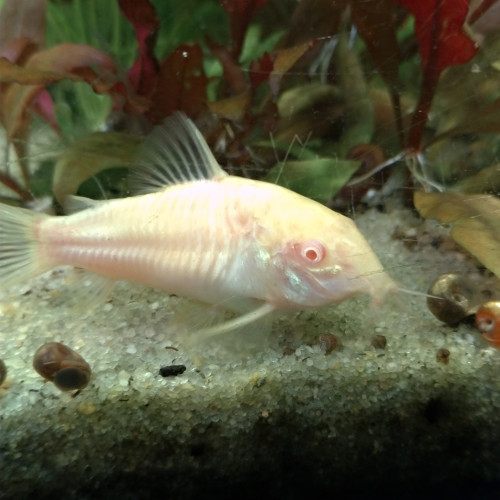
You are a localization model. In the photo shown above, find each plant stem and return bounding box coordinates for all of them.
[0,171,34,201]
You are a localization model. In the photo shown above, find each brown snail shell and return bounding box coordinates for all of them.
[33,342,91,391]
[427,273,480,325]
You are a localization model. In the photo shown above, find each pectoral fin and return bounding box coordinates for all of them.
[191,302,276,343]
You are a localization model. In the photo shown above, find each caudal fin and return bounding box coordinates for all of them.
[0,203,52,289]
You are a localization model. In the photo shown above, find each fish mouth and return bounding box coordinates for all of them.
[283,265,370,308]
[275,256,375,309]
[313,270,370,304]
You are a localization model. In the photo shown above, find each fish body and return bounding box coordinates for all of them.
[0,113,396,335]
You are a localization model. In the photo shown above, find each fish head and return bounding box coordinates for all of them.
[261,193,397,310]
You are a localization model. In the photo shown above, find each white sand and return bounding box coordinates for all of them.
[1,207,500,498]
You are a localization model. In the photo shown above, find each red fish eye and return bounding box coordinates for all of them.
[305,248,318,260]
[300,241,325,263]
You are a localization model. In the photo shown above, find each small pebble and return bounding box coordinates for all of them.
[436,348,450,365]
[159,364,186,377]
[316,334,339,354]
[372,335,387,349]
[77,402,97,415]
[126,344,137,354]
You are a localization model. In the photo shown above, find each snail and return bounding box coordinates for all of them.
[427,273,481,325]
[475,301,500,348]
[33,342,91,391]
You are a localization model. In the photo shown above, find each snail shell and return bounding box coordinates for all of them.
[475,301,500,348]
[33,342,91,391]
[427,273,479,325]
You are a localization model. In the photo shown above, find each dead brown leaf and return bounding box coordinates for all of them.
[0,0,46,56]
[0,57,78,85]
[0,44,117,141]
[414,190,500,278]
[208,91,250,122]
[269,39,318,97]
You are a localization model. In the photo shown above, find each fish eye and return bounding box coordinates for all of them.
[300,241,325,263]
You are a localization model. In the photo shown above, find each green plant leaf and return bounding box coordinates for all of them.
[334,26,374,157]
[264,158,360,203]
[429,98,500,147]
[52,131,141,205]
[454,162,500,195]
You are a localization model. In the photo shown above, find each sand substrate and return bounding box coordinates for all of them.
[1,207,500,498]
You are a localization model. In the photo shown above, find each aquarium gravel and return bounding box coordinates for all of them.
[1,207,500,498]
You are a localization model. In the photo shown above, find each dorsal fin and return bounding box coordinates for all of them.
[129,112,227,194]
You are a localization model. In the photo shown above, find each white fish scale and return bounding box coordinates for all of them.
[164,183,235,297]
[193,189,227,288]
[200,184,266,302]
[45,182,240,303]
[36,179,268,307]
[154,182,257,302]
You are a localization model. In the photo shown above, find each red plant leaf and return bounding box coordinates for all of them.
[249,52,274,87]
[351,0,404,147]
[351,0,399,88]
[219,0,270,58]
[0,37,37,64]
[0,170,33,201]
[31,88,59,132]
[118,0,159,97]
[29,43,116,74]
[0,44,117,140]
[208,38,248,95]
[394,0,478,151]
[396,0,477,74]
[148,44,208,122]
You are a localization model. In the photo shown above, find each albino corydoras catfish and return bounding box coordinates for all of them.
[0,113,398,338]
